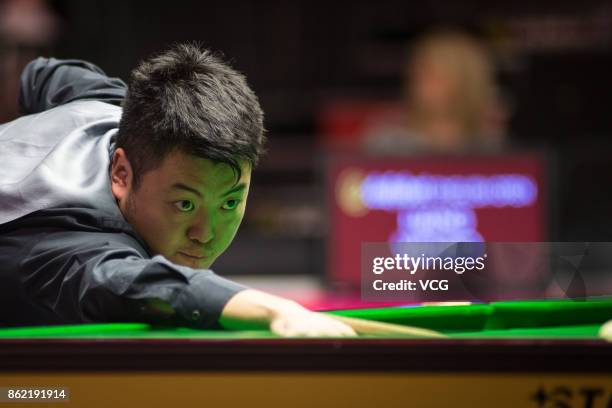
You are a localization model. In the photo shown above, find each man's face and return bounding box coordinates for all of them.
[111,149,250,269]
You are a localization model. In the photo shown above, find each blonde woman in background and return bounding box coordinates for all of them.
[365,30,508,154]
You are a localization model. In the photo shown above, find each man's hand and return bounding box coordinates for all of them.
[219,289,357,337]
[269,305,356,337]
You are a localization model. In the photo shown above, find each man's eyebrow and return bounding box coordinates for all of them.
[171,183,203,198]
[222,183,247,197]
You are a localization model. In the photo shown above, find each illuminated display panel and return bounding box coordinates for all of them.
[328,153,547,288]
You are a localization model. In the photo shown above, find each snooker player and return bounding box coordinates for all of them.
[0,44,355,337]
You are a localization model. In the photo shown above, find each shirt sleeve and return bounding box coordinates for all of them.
[19,57,127,115]
[8,222,247,329]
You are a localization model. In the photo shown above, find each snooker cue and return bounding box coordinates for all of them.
[326,314,447,338]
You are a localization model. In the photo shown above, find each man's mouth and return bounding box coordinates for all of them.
[178,252,207,260]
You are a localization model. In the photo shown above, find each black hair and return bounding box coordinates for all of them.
[117,43,266,188]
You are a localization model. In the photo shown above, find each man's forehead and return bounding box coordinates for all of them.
[160,151,251,190]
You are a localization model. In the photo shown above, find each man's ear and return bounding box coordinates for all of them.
[110,148,133,203]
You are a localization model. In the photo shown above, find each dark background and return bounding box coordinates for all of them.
[3,0,612,276]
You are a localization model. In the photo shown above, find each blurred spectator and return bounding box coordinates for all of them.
[364,30,508,154]
[0,0,59,122]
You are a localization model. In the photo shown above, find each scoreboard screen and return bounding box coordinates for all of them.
[327,153,547,288]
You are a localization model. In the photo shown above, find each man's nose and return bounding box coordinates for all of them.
[187,211,215,244]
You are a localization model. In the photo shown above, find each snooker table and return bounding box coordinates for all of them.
[1,298,611,408]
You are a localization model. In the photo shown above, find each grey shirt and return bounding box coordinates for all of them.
[0,58,245,327]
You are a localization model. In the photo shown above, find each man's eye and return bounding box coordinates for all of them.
[222,199,240,210]
[174,200,195,212]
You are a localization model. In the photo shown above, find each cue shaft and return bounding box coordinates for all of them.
[326,314,447,338]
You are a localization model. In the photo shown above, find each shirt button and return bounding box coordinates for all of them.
[191,310,201,321]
